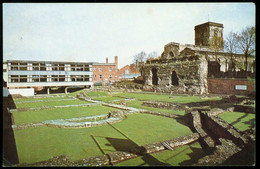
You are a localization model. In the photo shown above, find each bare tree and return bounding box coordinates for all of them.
[209,28,224,61]
[235,26,255,72]
[133,51,147,65]
[224,31,238,71]
[147,51,158,60]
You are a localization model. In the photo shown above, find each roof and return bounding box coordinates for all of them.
[4,60,94,65]
[194,22,224,29]
[92,63,116,66]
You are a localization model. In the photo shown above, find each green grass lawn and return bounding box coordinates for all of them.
[14,99,90,109]
[114,92,221,103]
[218,112,255,131]
[12,90,212,166]
[93,96,126,103]
[126,100,185,115]
[85,91,110,97]
[14,96,71,102]
[12,105,118,125]
[114,141,206,166]
[14,113,193,164]
[67,89,85,97]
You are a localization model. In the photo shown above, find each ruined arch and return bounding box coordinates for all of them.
[152,68,158,85]
[171,71,179,86]
[170,51,175,57]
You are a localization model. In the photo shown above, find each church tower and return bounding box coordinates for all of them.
[194,22,224,50]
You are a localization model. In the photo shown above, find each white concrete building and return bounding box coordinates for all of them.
[3,60,93,96]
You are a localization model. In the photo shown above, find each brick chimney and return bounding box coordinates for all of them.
[106,57,108,63]
[114,56,118,70]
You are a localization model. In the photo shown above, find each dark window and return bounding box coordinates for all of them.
[84,65,90,71]
[71,64,76,71]
[10,75,19,82]
[20,75,27,82]
[33,63,40,70]
[77,65,84,71]
[20,63,27,70]
[59,75,65,82]
[32,75,40,82]
[40,75,47,82]
[59,64,65,71]
[84,75,90,81]
[77,75,84,81]
[71,75,76,81]
[52,75,59,82]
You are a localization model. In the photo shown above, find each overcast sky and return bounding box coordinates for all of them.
[3,3,255,69]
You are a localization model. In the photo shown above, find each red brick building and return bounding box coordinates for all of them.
[92,56,140,85]
[92,56,119,85]
[117,64,140,80]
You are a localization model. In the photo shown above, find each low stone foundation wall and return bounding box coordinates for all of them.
[14,98,76,104]
[13,112,127,130]
[143,133,200,154]
[12,123,44,130]
[196,138,242,165]
[142,96,246,111]
[234,105,255,114]
[190,111,215,149]
[206,107,234,116]
[10,103,99,113]
[141,111,180,119]
[142,101,187,110]
[201,112,247,147]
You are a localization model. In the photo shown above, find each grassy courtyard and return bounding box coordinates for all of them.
[14,99,90,109]
[114,141,206,166]
[12,105,118,125]
[11,89,255,166]
[12,90,197,165]
[113,92,221,103]
[14,113,192,164]
[218,111,255,131]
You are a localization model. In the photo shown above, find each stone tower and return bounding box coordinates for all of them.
[194,22,224,49]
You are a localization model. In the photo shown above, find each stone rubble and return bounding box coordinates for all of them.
[196,138,242,165]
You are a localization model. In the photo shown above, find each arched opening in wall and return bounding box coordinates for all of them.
[152,68,158,85]
[171,71,179,86]
[170,51,174,57]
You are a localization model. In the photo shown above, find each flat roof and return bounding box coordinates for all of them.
[92,63,116,66]
[4,60,94,65]
[194,22,224,29]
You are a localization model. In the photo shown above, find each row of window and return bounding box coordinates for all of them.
[9,75,90,83]
[8,63,90,71]
[93,75,113,79]
[93,67,113,72]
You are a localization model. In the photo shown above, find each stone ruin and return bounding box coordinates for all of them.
[139,22,255,95]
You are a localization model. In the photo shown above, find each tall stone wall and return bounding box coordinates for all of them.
[142,54,208,95]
